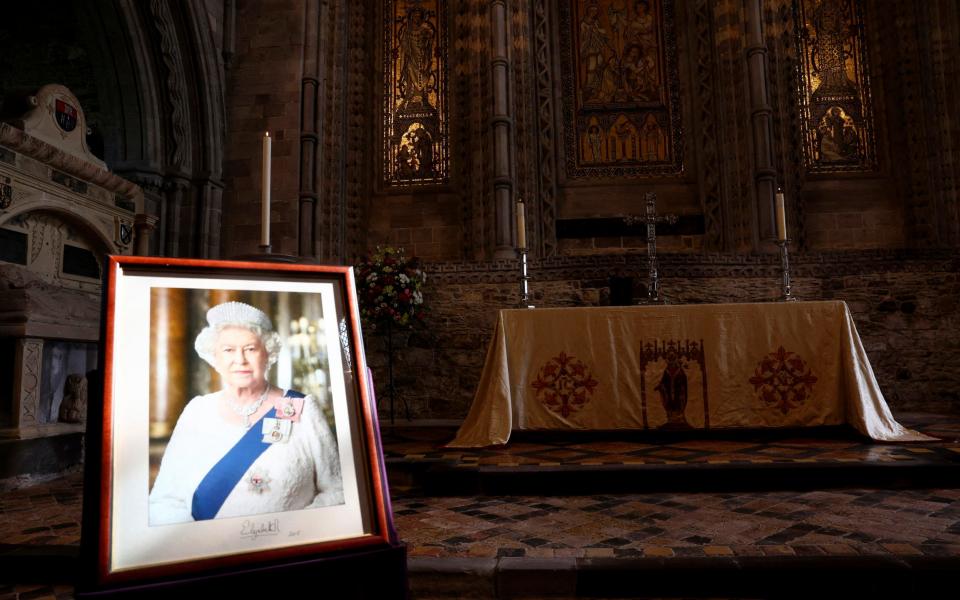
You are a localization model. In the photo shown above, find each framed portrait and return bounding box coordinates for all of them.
[81,256,398,591]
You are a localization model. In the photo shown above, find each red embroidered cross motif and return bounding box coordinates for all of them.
[531,352,599,418]
[749,346,818,414]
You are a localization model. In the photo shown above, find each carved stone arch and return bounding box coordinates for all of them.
[0,206,114,253]
[0,207,114,290]
[73,0,225,259]
[72,2,165,194]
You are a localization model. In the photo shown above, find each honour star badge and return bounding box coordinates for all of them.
[248,471,271,494]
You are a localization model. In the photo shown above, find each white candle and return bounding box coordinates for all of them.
[775,190,787,241]
[516,199,527,249]
[261,132,272,247]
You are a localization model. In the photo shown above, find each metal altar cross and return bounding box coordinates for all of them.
[623,192,677,303]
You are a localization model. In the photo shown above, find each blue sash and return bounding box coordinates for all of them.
[191,390,306,521]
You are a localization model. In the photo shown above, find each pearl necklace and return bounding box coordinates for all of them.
[227,386,268,429]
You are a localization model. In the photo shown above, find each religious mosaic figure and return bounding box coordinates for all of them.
[579,3,611,102]
[411,126,434,176]
[626,1,657,57]
[396,123,434,179]
[613,119,638,162]
[587,123,603,162]
[396,143,417,179]
[622,44,658,101]
[809,1,856,96]
[398,7,436,108]
[640,114,664,161]
[817,106,859,162]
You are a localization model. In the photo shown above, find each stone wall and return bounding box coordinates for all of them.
[222,0,305,258]
[366,191,464,262]
[364,250,960,421]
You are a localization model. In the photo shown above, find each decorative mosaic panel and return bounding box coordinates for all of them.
[795,0,876,173]
[383,0,449,186]
[560,0,683,178]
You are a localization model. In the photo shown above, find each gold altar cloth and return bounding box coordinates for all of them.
[449,301,932,447]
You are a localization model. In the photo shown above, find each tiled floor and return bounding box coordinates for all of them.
[0,471,82,547]
[394,489,960,559]
[0,584,73,600]
[6,474,956,560]
[1,413,959,598]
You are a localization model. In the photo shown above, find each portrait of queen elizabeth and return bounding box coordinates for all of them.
[148,301,344,525]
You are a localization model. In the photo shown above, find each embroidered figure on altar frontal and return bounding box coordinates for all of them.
[640,339,708,430]
[656,345,689,428]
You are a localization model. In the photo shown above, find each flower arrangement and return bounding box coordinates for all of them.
[354,246,427,330]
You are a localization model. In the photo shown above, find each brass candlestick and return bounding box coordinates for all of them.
[775,239,797,302]
[517,247,534,309]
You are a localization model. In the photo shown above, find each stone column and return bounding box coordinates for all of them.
[163,179,191,257]
[745,0,778,249]
[197,180,223,259]
[223,0,237,70]
[12,338,43,436]
[490,0,515,259]
[134,213,159,256]
[298,0,321,259]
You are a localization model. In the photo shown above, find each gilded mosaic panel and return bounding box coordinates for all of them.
[383,0,449,186]
[560,0,683,178]
[795,0,876,173]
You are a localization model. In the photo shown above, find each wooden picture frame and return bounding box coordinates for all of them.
[79,256,399,594]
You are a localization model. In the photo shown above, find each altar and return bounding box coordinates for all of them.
[449,301,932,447]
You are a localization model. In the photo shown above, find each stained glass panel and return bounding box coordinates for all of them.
[796,0,876,172]
[383,0,449,186]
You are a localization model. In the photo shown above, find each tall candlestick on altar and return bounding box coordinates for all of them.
[516,198,527,249]
[775,189,787,241]
[515,197,534,308]
[261,132,272,248]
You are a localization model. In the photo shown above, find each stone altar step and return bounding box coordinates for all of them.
[407,554,958,599]
[383,413,960,496]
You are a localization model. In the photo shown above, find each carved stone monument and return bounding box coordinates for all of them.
[0,84,154,444]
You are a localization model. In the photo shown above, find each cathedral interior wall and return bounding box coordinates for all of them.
[1,0,958,425]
